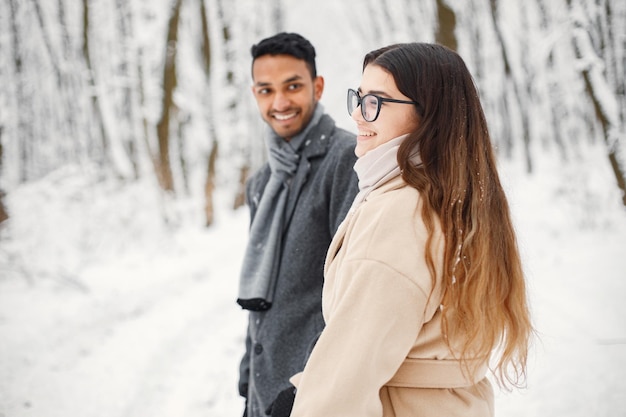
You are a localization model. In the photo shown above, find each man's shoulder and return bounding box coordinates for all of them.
[246,163,270,190]
[305,114,356,163]
[329,123,356,143]
[326,122,356,156]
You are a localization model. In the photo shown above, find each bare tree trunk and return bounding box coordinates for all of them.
[0,191,7,225]
[155,0,183,192]
[82,0,109,170]
[213,0,249,210]
[33,0,75,155]
[232,164,249,210]
[0,127,7,225]
[32,1,62,86]
[205,142,219,226]
[116,0,140,178]
[136,46,160,180]
[176,111,190,194]
[365,0,385,45]
[436,0,457,51]
[8,0,32,182]
[272,0,283,31]
[568,0,626,205]
[466,0,484,79]
[533,0,567,159]
[57,0,85,159]
[605,1,626,130]
[199,0,220,225]
[83,0,134,178]
[489,0,532,171]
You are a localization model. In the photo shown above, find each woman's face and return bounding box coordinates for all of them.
[352,64,420,157]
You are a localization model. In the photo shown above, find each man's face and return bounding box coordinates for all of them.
[251,54,324,141]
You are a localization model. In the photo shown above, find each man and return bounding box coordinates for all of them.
[237,32,358,417]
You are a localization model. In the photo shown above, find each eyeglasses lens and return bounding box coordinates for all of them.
[362,95,378,122]
[347,89,379,122]
[348,90,357,115]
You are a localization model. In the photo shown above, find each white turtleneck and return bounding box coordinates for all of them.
[349,135,409,213]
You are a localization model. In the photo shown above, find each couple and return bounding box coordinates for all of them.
[237,32,532,417]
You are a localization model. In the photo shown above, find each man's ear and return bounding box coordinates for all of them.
[314,76,325,101]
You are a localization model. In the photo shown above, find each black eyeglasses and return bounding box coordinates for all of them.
[347,88,420,122]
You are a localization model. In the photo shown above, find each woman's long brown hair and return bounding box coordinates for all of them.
[364,43,533,388]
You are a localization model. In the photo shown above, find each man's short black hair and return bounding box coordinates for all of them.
[251,32,317,78]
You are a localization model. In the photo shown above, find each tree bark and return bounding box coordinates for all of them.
[576,40,625,205]
[205,142,218,226]
[155,0,184,192]
[8,0,31,182]
[199,0,219,225]
[56,0,83,156]
[0,191,8,225]
[82,0,109,169]
[0,127,7,225]
[566,0,626,205]
[116,0,140,178]
[436,0,458,51]
[214,0,248,210]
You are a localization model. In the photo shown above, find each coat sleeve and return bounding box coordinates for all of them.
[291,259,429,417]
[238,317,252,397]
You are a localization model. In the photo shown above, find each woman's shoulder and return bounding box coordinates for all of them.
[349,178,426,245]
[344,177,442,290]
[363,177,422,218]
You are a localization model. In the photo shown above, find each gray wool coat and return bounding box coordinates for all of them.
[239,114,359,417]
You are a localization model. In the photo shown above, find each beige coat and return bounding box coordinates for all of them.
[290,175,493,417]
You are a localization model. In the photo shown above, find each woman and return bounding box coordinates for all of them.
[284,43,533,417]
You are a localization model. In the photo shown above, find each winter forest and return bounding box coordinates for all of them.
[1,0,626,416]
[2,0,625,221]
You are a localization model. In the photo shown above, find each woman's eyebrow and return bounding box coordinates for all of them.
[360,88,392,98]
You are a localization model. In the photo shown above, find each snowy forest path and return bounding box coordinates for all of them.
[0,212,248,417]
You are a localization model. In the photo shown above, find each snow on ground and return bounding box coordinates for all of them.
[1,149,626,417]
[0,165,248,417]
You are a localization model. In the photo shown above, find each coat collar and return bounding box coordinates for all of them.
[325,174,406,271]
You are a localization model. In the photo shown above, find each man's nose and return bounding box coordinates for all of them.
[272,91,290,110]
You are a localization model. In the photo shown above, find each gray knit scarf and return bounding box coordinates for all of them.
[237,105,324,311]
